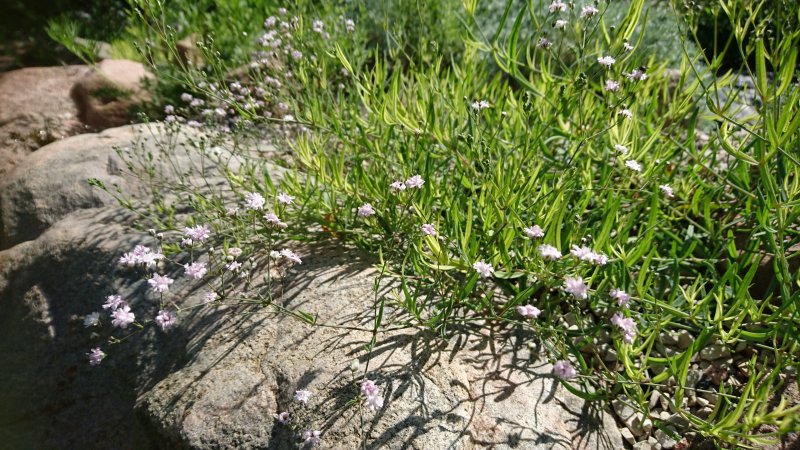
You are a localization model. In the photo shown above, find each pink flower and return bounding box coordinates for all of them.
[155,310,178,330]
[278,192,295,204]
[294,389,312,404]
[87,347,106,366]
[517,304,541,319]
[472,260,494,278]
[280,249,302,264]
[361,380,384,412]
[226,261,242,272]
[660,184,674,197]
[570,245,608,265]
[361,380,379,397]
[245,192,266,210]
[103,294,127,310]
[580,5,599,18]
[358,203,376,217]
[538,244,562,260]
[611,312,637,343]
[203,292,219,303]
[183,224,211,241]
[119,245,164,267]
[274,411,290,424]
[563,276,588,299]
[553,360,577,380]
[549,0,567,12]
[111,305,135,328]
[264,212,288,228]
[184,262,207,279]
[421,223,436,235]
[148,274,174,293]
[364,393,384,412]
[597,55,616,68]
[390,181,406,192]
[610,288,631,307]
[404,175,425,189]
[604,79,620,92]
[303,430,321,447]
[524,225,544,238]
[626,68,648,81]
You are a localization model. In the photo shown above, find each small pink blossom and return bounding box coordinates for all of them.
[538,244,562,260]
[472,260,494,278]
[618,108,633,119]
[597,55,616,68]
[421,224,437,236]
[660,184,674,197]
[303,430,321,447]
[111,305,135,328]
[604,79,620,92]
[524,225,544,238]
[563,276,588,299]
[103,294,127,310]
[274,411,290,424]
[183,225,211,241]
[390,181,407,192]
[264,212,288,228]
[294,389,312,404]
[517,304,541,319]
[611,312,637,343]
[548,0,567,12]
[155,310,178,331]
[148,274,174,293]
[203,292,219,303]
[278,192,295,205]
[245,192,266,210]
[358,203,376,217]
[580,5,599,18]
[626,69,648,81]
[87,347,106,366]
[280,249,302,264]
[404,175,425,189]
[226,261,242,272]
[361,380,384,412]
[553,360,577,379]
[610,288,631,307]
[119,245,164,267]
[184,262,207,279]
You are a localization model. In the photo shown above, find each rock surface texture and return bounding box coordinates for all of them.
[0,120,624,449]
[0,65,90,178]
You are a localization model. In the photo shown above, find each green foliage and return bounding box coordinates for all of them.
[81,0,800,447]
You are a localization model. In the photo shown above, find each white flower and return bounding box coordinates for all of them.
[555,19,568,29]
[312,20,324,33]
[623,42,634,51]
[294,389,312,404]
[597,55,616,68]
[472,260,495,278]
[563,276,589,299]
[390,181,407,192]
[618,108,633,119]
[625,160,642,172]
[83,312,101,328]
[660,184,674,197]
[614,144,629,154]
[538,244,562,260]
[523,225,544,238]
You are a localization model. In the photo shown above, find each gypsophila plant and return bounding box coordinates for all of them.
[76,0,800,448]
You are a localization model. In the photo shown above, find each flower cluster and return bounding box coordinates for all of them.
[361,379,384,412]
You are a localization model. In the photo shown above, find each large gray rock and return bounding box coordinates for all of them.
[0,65,90,179]
[139,245,623,449]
